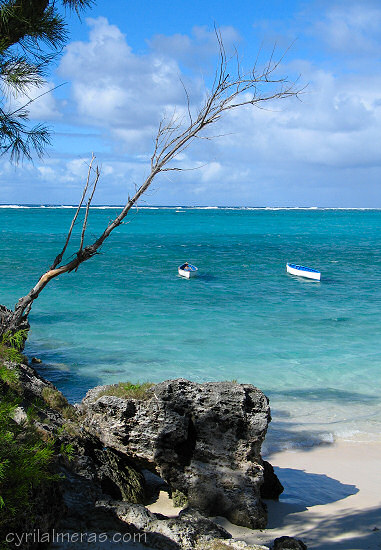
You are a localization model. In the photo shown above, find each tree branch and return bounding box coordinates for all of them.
[5,31,304,332]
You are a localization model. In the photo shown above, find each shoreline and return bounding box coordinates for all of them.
[3,354,380,549]
[215,439,381,549]
[20,350,381,548]
[148,440,381,550]
[241,440,381,549]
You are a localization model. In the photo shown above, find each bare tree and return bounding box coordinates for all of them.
[0,33,302,340]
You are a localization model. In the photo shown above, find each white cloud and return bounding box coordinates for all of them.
[149,25,241,69]
[6,81,61,121]
[313,2,381,56]
[58,16,379,174]
[199,161,223,183]
[0,154,150,205]
[35,157,93,186]
[197,57,381,174]
[28,82,62,120]
[57,11,381,204]
[4,10,380,207]
[59,16,200,146]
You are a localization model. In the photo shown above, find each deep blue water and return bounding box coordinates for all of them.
[1,206,380,451]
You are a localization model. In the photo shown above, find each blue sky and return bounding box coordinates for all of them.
[1,0,381,206]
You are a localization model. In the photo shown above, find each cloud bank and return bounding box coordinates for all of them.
[1,1,380,207]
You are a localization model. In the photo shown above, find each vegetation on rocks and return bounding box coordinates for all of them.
[97,381,154,400]
[41,386,69,410]
[0,329,28,365]
[40,385,78,423]
[172,489,188,508]
[0,355,58,542]
[0,331,83,545]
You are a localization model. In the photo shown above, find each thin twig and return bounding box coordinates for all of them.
[79,163,100,254]
[50,153,96,269]
[10,30,304,326]
[8,83,66,118]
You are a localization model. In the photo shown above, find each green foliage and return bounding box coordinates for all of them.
[59,442,74,461]
[1,329,28,351]
[56,425,65,436]
[0,363,18,385]
[0,0,93,162]
[0,364,21,396]
[59,421,81,437]
[0,351,60,536]
[0,344,24,364]
[25,398,48,421]
[0,393,57,533]
[0,329,28,365]
[26,404,39,421]
[0,331,75,538]
[97,381,154,401]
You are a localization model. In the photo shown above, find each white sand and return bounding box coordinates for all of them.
[148,441,381,550]
[219,441,381,549]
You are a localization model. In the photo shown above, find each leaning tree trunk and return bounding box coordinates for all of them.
[0,35,301,349]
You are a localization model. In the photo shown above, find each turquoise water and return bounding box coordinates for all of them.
[1,206,380,451]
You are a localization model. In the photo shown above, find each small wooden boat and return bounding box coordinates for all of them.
[178,262,198,278]
[286,263,321,281]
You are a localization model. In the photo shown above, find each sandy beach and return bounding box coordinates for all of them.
[148,440,381,550]
[217,441,381,550]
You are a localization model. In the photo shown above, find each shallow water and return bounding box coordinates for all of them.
[1,206,380,451]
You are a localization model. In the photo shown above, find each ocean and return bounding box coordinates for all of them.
[1,206,380,453]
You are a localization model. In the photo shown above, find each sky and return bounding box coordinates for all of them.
[1,0,381,207]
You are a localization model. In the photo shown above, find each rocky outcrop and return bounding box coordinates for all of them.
[260,461,284,500]
[96,502,269,550]
[80,378,273,528]
[272,536,308,549]
[2,471,64,550]
[5,360,146,504]
[1,360,299,550]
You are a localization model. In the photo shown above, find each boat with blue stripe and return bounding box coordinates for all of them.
[286,263,321,281]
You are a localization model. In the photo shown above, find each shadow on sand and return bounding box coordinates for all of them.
[265,503,381,550]
[260,464,380,550]
[266,467,358,525]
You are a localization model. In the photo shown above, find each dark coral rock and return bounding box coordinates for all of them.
[261,460,284,500]
[273,535,308,549]
[81,378,273,528]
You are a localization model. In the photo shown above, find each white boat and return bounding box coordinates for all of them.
[286,263,321,281]
[178,262,198,278]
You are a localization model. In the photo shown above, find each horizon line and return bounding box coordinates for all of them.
[1,204,381,210]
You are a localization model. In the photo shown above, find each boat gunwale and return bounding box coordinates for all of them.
[287,263,320,274]
[179,263,198,272]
